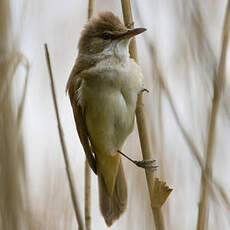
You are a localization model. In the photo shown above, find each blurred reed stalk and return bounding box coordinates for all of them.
[134,0,230,224]
[197,1,230,230]
[16,57,29,128]
[44,44,84,230]
[148,43,230,219]
[120,1,172,229]
[84,1,94,229]
[0,0,29,229]
[84,161,91,230]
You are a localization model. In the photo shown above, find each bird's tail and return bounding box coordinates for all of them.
[98,160,127,226]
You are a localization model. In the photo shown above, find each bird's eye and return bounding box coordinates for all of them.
[102,32,112,40]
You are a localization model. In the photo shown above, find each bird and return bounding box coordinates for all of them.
[66,11,155,226]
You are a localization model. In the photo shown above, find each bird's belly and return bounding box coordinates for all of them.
[85,88,136,156]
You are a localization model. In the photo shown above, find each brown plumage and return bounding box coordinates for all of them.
[66,11,146,226]
[78,12,128,55]
[98,161,127,226]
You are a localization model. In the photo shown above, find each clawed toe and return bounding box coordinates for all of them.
[117,150,157,171]
[141,88,149,93]
[133,159,158,171]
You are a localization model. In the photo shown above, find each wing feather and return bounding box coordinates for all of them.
[67,62,97,174]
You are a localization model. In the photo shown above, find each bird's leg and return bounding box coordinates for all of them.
[118,150,157,171]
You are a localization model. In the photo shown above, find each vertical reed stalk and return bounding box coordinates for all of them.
[0,0,29,229]
[84,1,94,229]
[88,0,94,20]
[44,44,84,230]
[84,161,91,230]
[197,2,230,230]
[121,1,165,229]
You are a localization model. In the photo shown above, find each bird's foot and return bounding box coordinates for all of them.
[141,88,149,93]
[133,159,158,171]
[118,150,157,172]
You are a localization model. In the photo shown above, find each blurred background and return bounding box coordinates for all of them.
[1,0,230,229]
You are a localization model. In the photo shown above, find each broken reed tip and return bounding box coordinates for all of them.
[151,178,173,208]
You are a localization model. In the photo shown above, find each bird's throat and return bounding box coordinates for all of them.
[103,39,130,61]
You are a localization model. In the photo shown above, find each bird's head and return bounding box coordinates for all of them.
[78,11,146,57]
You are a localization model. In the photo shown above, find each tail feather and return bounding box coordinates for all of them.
[98,161,127,226]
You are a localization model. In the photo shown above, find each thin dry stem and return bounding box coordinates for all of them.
[120,0,171,229]
[84,160,91,230]
[88,0,94,20]
[44,44,84,230]
[17,56,29,128]
[197,2,230,230]
[121,0,137,60]
[84,1,94,229]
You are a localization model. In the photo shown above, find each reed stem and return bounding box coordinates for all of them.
[197,2,230,230]
[121,1,165,229]
[44,44,84,230]
[84,1,94,229]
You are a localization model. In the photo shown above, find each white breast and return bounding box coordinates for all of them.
[79,50,143,156]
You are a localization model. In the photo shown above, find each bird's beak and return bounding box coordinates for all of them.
[116,28,146,40]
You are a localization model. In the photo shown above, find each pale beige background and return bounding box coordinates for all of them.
[11,0,230,229]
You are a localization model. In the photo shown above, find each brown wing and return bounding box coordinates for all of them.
[67,60,97,174]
